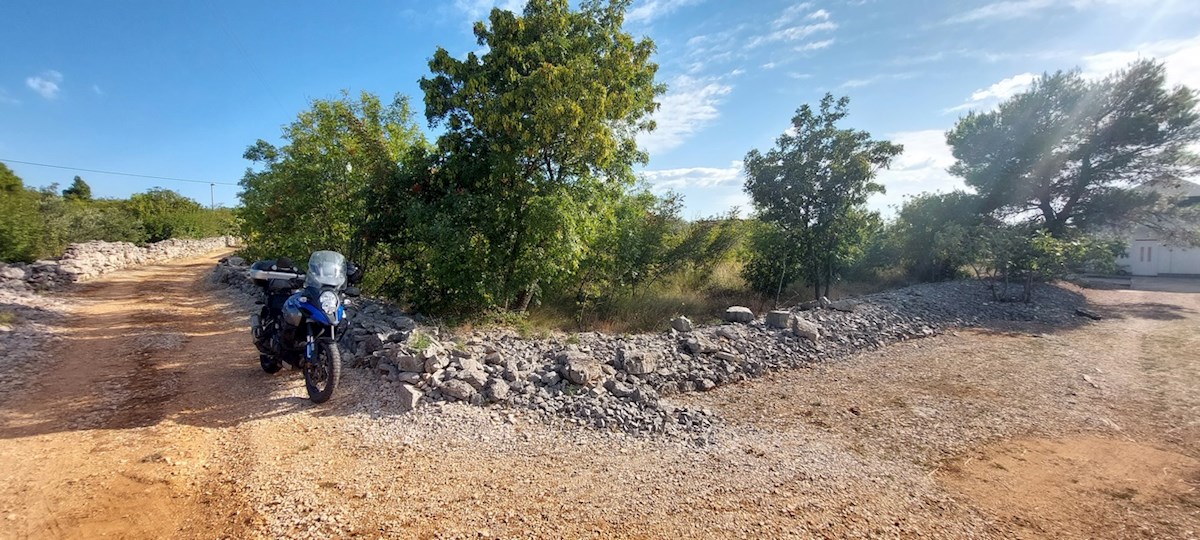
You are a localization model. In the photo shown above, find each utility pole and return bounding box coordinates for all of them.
[210,183,215,209]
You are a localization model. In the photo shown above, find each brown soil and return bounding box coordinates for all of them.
[1,252,1198,539]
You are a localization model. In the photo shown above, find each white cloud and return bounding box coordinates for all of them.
[92,84,104,96]
[796,39,835,52]
[771,2,813,28]
[807,8,831,20]
[639,75,733,156]
[749,21,837,48]
[1081,35,1200,89]
[945,0,1159,24]
[25,70,63,100]
[970,72,1036,101]
[946,0,1055,24]
[640,161,750,217]
[870,129,966,214]
[762,62,778,70]
[627,0,703,23]
[943,72,1035,114]
[453,0,525,21]
[640,161,744,191]
[838,72,916,89]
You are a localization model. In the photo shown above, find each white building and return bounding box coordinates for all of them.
[1115,180,1200,276]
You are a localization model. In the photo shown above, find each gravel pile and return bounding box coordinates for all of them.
[0,286,67,401]
[211,258,1088,440]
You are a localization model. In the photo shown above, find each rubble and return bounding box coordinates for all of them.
[211,258,1090,440]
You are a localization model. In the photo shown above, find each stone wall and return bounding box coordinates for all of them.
[0,236,237,291]
[210,256,1090,441]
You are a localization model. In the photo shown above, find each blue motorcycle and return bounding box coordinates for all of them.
[249,251,363,403]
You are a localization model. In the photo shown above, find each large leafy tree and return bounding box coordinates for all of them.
[62,176,92,201]
[238,92,426,264]
[129,188,207,242]
[947,60,1200,236]
[0,164,44,262]
[744,94,902,300]
[889,191,992,281]
[417,0,663,311]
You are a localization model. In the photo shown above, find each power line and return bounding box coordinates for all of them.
[0,158,240,186]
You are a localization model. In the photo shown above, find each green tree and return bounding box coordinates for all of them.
[129,188,206,242]
[416,0,663,311]
[946,60,1200,236]
[743,93,902,299]
[62,176,93,201]
[0,164,44,262]
[889,191,990,281]
[238,92,426,264]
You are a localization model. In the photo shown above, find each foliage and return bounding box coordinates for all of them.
[237,91,427,265]
[565,199,746,323]
[62,176,92,201]
[409,0,664,312]
[966,226,1122,302]
[129,188,214,242]
[0,163,229,262]
[946,59,1200,236]
[0,164,43,262]
[887,191,990,281]
[743,93,902,300]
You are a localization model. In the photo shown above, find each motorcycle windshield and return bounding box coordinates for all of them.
[305,251,347,289]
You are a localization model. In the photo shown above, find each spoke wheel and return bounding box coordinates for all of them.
[303,340,340,403]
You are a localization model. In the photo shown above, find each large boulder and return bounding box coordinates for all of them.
[459,367,490,390]
[671,316,693,333]
[0,266,26,281]
[829,299,860,313]
[484,378,510,403]
[560,356,603,386]
[723,306,754,323]
[766,310,792,329]
[618,348,659,375]
[683,336,717,355]
[440,379,476,401]
[397,383,423,412]
[393,354,424,373]
[792,316,821,341]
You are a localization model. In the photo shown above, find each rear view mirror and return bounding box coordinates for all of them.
[345,287,361,298]
[347,263,364,285]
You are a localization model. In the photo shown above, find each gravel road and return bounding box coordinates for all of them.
[0,251,1196,539]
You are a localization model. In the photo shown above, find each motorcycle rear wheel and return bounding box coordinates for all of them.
[303,341,340,403]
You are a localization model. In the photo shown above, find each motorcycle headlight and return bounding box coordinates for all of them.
[319,291,340,319]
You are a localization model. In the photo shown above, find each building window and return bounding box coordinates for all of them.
[1148,247,1152,262]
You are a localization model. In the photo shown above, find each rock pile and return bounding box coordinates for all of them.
[212,257,1090,439]
[0,237,236,291]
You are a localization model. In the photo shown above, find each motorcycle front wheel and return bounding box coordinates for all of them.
[303,340,340,403]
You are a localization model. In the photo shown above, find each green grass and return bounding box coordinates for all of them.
[410,331,433,351]
[451,261,915,336]
[0,310,16,326]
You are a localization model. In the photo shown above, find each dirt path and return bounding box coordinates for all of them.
[1,253,1198,539]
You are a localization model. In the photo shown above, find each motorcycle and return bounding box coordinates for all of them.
[248,251,363,403]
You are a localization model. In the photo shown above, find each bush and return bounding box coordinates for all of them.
[0,164,231,262]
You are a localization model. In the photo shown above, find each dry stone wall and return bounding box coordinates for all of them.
[211,257,1090,443]
[0,237,236,291]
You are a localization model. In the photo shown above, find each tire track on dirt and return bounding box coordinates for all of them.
[0,251,265,539]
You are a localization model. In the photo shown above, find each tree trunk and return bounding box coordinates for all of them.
[516,281,536,312]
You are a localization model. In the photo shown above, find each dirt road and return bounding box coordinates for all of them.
[1,252,1197,539]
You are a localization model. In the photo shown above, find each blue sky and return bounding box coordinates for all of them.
[3,0,1198,218]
